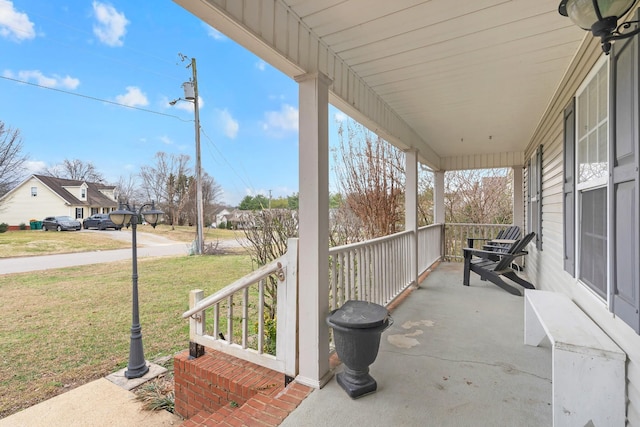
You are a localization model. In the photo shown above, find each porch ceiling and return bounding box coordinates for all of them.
[176,0,585,168]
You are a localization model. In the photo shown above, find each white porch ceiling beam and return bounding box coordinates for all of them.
[173,0,441,170]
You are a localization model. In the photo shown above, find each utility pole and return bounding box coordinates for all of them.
[191,58,204,255]
[179,54,204,255]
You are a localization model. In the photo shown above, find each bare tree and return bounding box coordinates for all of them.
[183,171,223,227]
[418,165,434,226]
[139,152,192,227]
[445,168,513,224]
[0,121,28,198]
[43,159,104,182]
[333,119,405,239]
[240,209,298,319]
[115,173,142,205]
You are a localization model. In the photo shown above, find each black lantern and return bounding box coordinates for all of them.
[559,0,640,54]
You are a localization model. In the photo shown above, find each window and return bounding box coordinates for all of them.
[75,208,83,219]
[81,188,86,199]
[575,58,609,299]
[564,37,640,333]
[31,187,37,197]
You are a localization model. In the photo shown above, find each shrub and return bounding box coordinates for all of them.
[0,223,7,233]
[19,223,27,230]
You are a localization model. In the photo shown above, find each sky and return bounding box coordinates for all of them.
[0,0,348,206]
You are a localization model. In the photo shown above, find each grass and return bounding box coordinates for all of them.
[0,226,246,258]
[0,254,253,418]
[0,230,129,258]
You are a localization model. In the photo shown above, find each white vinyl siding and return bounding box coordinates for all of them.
[526,37,640,424]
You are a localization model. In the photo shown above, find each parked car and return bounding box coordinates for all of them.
[83,214,122,230]
[42,216,82,231]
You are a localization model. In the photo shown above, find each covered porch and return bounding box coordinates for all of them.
[281,262,551,426]
[171,0,640,425]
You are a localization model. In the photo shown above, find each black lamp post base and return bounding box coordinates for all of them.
[336,368,377,399]
[125,362,149,379]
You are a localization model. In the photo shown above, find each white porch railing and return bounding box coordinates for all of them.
[182,239,298,377]
[327,224,444,311]
[418,223,444,274]
[444,223,514,261]
[182,227,446,378]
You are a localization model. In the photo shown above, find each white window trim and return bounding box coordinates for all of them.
[574,55,610,303]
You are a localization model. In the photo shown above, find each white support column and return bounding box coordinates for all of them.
[295,72,332,389]
[512,166,524,230]
[405,149,418,287]
[434,171,445,224]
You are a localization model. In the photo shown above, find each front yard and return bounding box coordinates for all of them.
[0,252,253,418]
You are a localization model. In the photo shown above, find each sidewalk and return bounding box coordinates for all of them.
[0,363,181,427]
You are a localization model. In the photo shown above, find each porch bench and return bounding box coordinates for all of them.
[524,289,626,427]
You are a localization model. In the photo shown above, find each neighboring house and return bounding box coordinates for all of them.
[214,208,232,227]
[0,174,118,226]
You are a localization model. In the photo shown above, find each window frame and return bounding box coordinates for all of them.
[574,55,610,303]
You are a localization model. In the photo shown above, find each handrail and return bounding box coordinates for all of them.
[182,256,285,319]
[329,229,412,254]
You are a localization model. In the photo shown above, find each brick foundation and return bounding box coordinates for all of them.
[174,349,308,424]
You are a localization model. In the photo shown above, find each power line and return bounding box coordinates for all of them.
[200,126,256,194]
[0,75,190,121]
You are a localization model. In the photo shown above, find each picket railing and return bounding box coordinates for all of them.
[182,225,447,378]
[418,223,444,274]
[182,239,298,377]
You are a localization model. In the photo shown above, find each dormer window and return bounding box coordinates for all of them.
[81,188,86,199]
[31,187,37,197]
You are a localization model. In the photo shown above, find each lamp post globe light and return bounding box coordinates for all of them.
[109,201,164,379]
[559,0,640,54]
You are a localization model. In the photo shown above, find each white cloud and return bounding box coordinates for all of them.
[92,1,129,47]
[203,23,226,40]
[115,86,148,107]
[159,135,173,145]
[216,109,239,139]
[255,61,266,71]
[334,112,347,122]
[263,104,298,134]
[0,0,35,41]
[4,69,80,89]
[24,160,46,174]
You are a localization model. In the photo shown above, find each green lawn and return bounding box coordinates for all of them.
[0,226,246,258]
[0,254,253,418]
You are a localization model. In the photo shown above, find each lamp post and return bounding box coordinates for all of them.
[109,201,164,379]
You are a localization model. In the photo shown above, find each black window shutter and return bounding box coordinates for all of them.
[536,145,543,251]
[563,100,575,275]
[612,27,640,333]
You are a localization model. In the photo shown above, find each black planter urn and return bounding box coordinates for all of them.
[327,300,392,399]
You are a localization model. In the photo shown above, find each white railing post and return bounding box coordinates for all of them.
[278,238,298,379]
[189,289,205,358]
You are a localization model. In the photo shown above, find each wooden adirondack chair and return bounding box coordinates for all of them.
[466,225,520,250]
[462,232,536,296]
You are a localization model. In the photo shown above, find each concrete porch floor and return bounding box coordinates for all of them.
[281,262,552,427]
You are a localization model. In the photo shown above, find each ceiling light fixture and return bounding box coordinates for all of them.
[559,0,640,54]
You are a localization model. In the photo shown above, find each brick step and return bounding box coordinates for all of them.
[175,349,313,426]
[180,381,312,426]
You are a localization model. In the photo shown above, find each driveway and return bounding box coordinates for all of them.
[0,230,189,275]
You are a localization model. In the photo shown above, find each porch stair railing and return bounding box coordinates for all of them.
[182,239,298,377]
